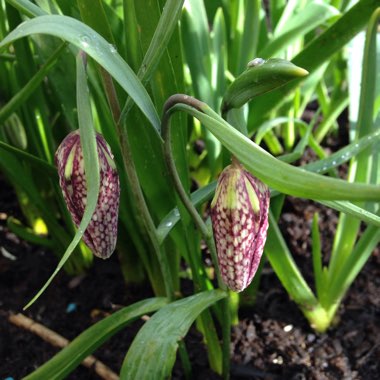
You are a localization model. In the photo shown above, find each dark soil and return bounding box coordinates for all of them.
[1,166,379,380]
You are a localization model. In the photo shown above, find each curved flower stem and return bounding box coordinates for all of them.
[162,95,225,289]
[162,94,231,379]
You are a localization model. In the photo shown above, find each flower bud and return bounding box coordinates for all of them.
[210,160,269,292]
[55,130,120,259]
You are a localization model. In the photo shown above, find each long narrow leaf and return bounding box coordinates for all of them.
[120,290,226,379]
[0,15,160,131]
[24,298,168,380]
[265,211,318,310]
[157,126,380,244]
[329,7,380,278]
[327,225,380,305]
[318,200,380,227]
[24,53,100,309]
[0,140,57,175]
[311,213,323,299]
[250,0,379,127]
[6,0,46,17]
[0,41,67,124]
[172,102,380,201]
[120,0,185,121]
[259,1,339,58]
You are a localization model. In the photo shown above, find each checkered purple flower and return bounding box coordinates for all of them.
[55,130,120,259]
[210,160,270,292]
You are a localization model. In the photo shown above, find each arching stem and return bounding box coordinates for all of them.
[162,94,231,379]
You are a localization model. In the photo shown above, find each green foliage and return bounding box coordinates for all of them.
[24,297,168,380]
[0,0,379,377]
[120,290,226,379]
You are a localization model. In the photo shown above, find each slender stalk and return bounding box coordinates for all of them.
[162,95,225,289]
[99,67,122,126]
[162,94,230,379]
[99,67,194,373]
[162,97,211,235]
[88,51,174,299]
[178,341,192,379]
[118,121,174,300]
[221,291,231,379]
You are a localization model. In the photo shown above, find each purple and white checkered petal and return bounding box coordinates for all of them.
[210,162,270,292]
[55,130,120,259]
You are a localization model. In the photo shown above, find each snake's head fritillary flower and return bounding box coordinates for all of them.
[55,130,120,259]
[210,159,270,292]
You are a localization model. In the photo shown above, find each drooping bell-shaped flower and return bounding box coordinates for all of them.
[210,159,270,292]
[55,130,120,259]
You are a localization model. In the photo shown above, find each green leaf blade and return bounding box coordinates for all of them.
[250,0,380,128]
[23,52,100,309]
[259,1,339,58]
[176,103,380,201]
[24,298,168,380]
[120,290,226,379]
[0,15,160,131]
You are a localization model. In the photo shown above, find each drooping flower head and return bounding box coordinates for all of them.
[210,159,270,292]
[55,130,120,259]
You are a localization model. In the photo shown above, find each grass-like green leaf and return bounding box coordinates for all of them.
[23,52,100,309]
[0,149,70,249]
[329,7,380,279]
[0,140,56,175]
[266,210,331,332]
[266,210,316,304]
[24,298,168,380]
[314,90,349,142]
[136,0,184,83]
[250,0,379,127]
[7,217,54,248]
[156,181,217,244]
[0,15,160,131]
[311,213,323,299]
[304,129,380,173]
[211,7,227,106]
[120,290,226,379]
[157,125,380,244]
[181,0,221,172]
[6,0,46,18]
[255,117,308,144]
[318,200,380,227]
[0,42,66,124]
[173,102,380,201]
[234,0,260,74]
[327,225,380,306]
[181,0,212,103]
[259,1,339,58]
[120,0,185,120]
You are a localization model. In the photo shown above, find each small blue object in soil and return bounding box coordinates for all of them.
[4,377,15,380]
[66,303,77,313]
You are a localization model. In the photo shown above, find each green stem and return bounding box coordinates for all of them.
[162,95,225,289]
[78,22,174,299]
[102,87,174,298]
[119,121,174,300]
[221,294,231,380]
[178,341,192,379]
[162,94,230,379]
